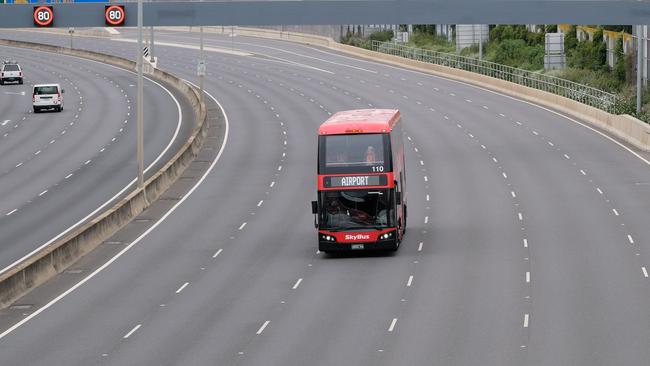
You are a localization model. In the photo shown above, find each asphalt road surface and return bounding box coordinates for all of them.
[0,29,649,366]
[0,44,194,274]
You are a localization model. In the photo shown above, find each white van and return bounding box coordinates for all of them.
[33,84,64,113]
[0,61,23,85]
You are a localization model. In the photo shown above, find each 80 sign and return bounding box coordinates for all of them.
[33,6,54,27]
[105,5,126,27]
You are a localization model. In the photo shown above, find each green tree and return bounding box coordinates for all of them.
[614,37,626,82]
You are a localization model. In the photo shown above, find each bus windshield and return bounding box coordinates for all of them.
[319,134,391,174]
[320,189,394,230]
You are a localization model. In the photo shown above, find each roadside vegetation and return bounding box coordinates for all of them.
[341,25,650,122]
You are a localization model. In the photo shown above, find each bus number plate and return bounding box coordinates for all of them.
[351,244,365,250]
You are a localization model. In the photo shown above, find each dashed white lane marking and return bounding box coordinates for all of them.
[84,160,91,165]
[511,191,517,198]
[388,318,398,332]
[419,160,424,166]
[49,139,55,144]
[526,271,530,283]
[532,131,539,136]
[516,121,523,126]
[502,172,508,179]
[612,209,619,216]
[238,222,247,230]
[292,278,303,290]
[518,213,523,221]
[523,314,529,328]
[481,144,486,150]
[1,120,9,126]
[580,170,586,175]
[424,176,428,182]
[256,321,270,335]
[175,282,189,294]
[468,133,474,139]
[38,190,48,197]
[212,249,223,258]
[15,162,23,168]
[6,209,17,216]
[492,157,498,163]
[424,216,429,224]
[482,105,489,110]
[123,324,141,339]
[34,150,41,155]
[643,267,648,278]
[628,235,635,244]
[414,147,418,153]
[548,141,554,147]
[596,188,603,195]
[270,181,275,188]
[499,113,506,117]
[564,154,570,160]
[257,200,264,207]
[406,275,414,287]
[426,194,430,201]
[278,165,282,171]
[523,238,528,248]
[65,173,73,179]
[418,242,423,251]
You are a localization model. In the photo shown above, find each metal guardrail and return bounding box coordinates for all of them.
[369,40,617,113]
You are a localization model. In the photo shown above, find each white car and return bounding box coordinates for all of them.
[33,84,64,113]
[0,61,23,85]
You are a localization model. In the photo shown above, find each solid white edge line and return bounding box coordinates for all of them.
[256,320,270,335]
[0,59,183,277]
[175,282,189,294]
[0,87,229,341]
[388,318,398,332]
[292,278,303,290]
[123,324,141,339]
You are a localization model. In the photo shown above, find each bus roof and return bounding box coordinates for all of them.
[318,109,400,135]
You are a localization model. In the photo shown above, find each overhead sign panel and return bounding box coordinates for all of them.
[33,6,53,27]
[104,5,125,27]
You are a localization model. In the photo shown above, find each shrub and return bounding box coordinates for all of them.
[369,30,394,42]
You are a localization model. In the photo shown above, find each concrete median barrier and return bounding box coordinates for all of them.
[178,26,649,152]
[0,39,211,309]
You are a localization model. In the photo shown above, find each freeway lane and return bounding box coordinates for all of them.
[0,29,649,365]
[0,44,195,273]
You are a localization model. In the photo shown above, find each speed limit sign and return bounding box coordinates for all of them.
[105,5,126,27]
[33,6,54,27]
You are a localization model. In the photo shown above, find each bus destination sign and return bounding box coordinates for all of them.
[324,174,387,188]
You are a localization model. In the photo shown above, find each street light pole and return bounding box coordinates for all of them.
[199,25,204,105]
[137,0,145,189]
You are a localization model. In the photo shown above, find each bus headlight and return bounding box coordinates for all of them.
[320,234,336,242]
[379,232,394,240]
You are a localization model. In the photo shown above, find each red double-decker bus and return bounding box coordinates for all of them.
[311,109,407,252]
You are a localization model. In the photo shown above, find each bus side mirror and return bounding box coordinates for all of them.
[395,191,402,202]
[311,201,318,228]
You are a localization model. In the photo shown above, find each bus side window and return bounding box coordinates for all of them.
[394,180,402,202]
